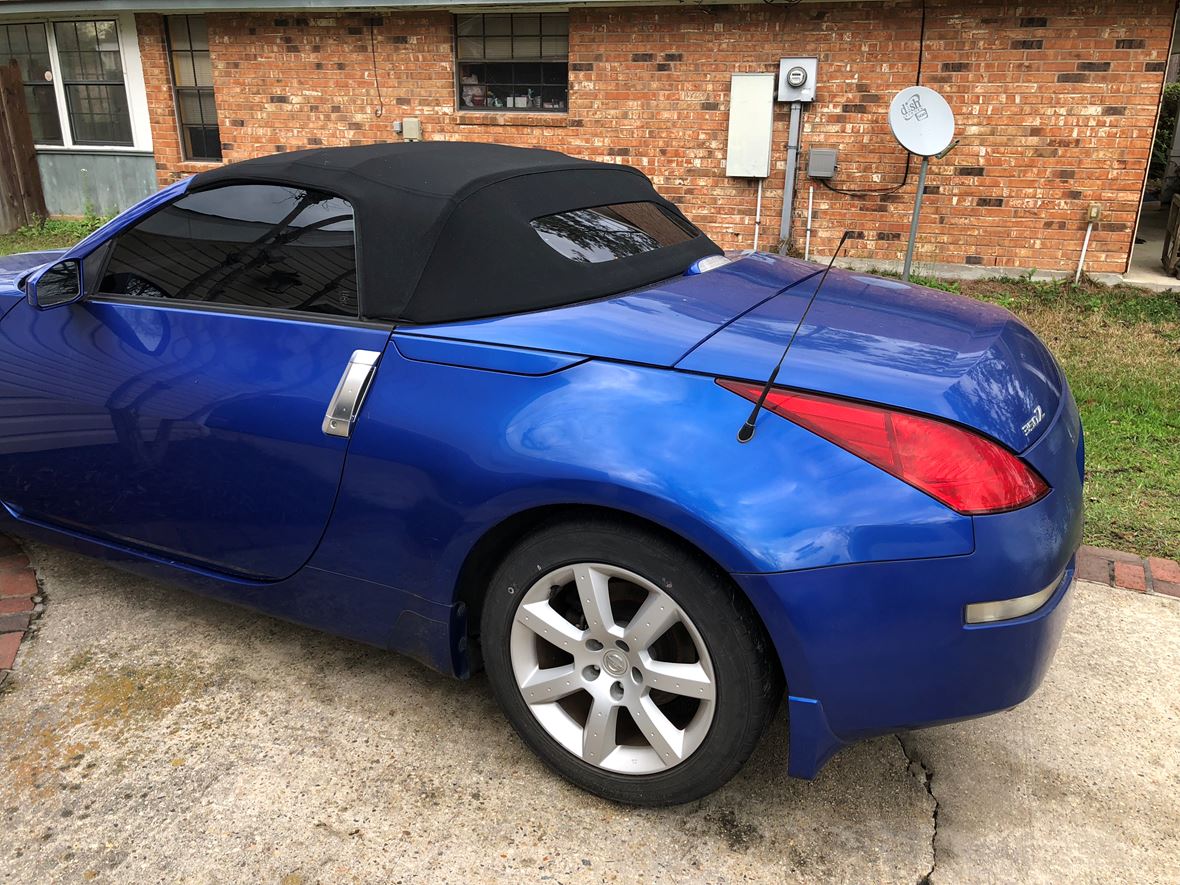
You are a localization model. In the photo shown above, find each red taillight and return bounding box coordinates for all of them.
[717,379,1049,515]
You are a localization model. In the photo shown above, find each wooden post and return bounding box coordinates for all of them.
[0,60,49,233]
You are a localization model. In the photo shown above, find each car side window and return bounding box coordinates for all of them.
[98,184,359,317]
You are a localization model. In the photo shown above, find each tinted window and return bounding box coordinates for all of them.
[100,184,358,316]
[531,202,699,263]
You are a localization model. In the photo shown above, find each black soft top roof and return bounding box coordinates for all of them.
[191,142,720,324]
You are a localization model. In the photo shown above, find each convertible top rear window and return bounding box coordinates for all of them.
[531,202,700,264]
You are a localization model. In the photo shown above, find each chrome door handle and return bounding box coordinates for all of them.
[322,349,381,438]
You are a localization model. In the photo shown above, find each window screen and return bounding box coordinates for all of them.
[531,202,700,263]
[0,23,62,144]
[99,184,358,317]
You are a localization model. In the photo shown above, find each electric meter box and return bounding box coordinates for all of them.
[725,73,776,178]
[777,57,818,103]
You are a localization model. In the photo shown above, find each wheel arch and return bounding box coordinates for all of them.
[453,502,788,689]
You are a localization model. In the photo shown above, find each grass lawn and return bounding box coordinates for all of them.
[1,222,1176,558]
[911,274,1180,561]
[0,217,108,256]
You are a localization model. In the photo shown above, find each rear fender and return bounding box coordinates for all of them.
[314,352,974,602]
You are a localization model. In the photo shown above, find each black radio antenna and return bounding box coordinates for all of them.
[737,230,853,443]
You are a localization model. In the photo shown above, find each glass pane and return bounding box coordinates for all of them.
[183,126,221,161]
[199,89,217,121]
[66,83,133,145]
[512,36,540,59]
[485,63,512,85]
[456,15,482,36]
[95,20,119,52]
[485,15,511,36]
[53,22,79,52]
[531,203,698,263]
[542,63,566,86]
[514,62,542,84]
[192,51,212,86]
[513,14,540,35]
[167,16,191,50]
[100,185,358,317]
[540,85,567,111]
[100,50,123,80]
[457,37,482,60]
[485,36,511,60]
[187,16,208,50]
[172,53,196,87]
[9,24,28,55]
[27,84,63,144]
[177,88,203,123]
[541,14,569,36]
[541,37,568,58]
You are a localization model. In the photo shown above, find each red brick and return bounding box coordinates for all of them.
[0,553,30,573]
[0,535,18,557]
[1148,557,1180,585]
[0,632,22,670]
[1155,579,1180,600]
[1081,545,1142,565]
[0,597,32,614]
[134,1,1173,275]
[0,570,36,599]
[1113,561,1147,592]
[0,613,29,633]
[1075,549,1111,584]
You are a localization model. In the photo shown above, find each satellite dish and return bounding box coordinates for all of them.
[888,86,955,157]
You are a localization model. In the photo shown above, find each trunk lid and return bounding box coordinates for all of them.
[677,264,1063,452]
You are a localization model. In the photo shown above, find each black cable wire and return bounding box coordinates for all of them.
[818,0,926,197]
[370,20,385,118]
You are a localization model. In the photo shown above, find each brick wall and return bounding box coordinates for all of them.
[136,1,1175,275]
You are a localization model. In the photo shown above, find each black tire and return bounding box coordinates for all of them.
[480,517,782,806]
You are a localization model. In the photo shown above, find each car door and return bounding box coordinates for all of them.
[0,183,391,580]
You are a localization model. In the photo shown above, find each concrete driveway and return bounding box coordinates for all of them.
[1,541,1177,884]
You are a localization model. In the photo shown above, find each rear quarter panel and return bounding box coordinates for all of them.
[311,347,974,605]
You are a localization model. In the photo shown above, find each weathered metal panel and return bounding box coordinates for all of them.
[35,151,156,218]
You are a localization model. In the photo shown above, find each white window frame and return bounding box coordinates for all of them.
[9,12,152,153]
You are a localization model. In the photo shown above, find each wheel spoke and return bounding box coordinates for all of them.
[574,564,617,636]
[516,600,586,651]
[629,694,685,763]
[519,664,580,704]
[582,695,621,765]
[624,590,680,650]
[643,660,715,701]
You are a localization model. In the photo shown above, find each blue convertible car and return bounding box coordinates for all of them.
[0,143,1082,805]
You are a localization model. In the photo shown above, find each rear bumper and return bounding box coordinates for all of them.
[735,380,1085,779]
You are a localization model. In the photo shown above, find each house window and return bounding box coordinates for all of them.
[456,13,568,112]
[0,23,63,144]
[54,20,133,145]
[165,16,220,161]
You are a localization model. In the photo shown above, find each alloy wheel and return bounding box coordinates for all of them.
[509,562,716,774]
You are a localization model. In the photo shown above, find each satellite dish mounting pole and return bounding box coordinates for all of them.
[887,86,956,283]
[902,154,929,281]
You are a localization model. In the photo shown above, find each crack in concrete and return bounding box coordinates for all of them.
[897,733,939,884]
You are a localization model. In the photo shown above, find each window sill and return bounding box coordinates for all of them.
[34,145,153,156]
[456,112,569,127]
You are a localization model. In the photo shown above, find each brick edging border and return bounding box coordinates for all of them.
[0,533,42,688]
[1077,545,1180,599]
